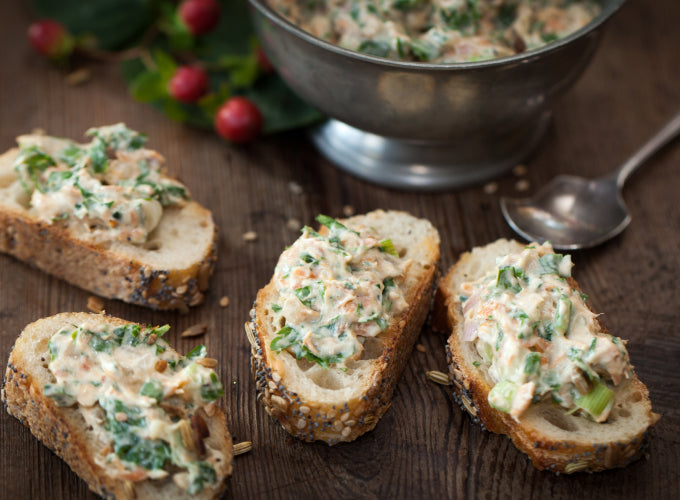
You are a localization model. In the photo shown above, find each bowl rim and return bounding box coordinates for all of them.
[248,0,627,70]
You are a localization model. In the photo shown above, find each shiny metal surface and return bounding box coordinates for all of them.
[501,109,680,250]
[248,0,626,189]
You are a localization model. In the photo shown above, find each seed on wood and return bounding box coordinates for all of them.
[415,344,427,353]
[219,296,230,307]
[483,182,498,195]
[195,358,218,368]
[181,323,208,338]
[426,370,452,386]
[342,205,355,217]
[242,231,258,242]
[513,164,528,176]
[87,296,105,313]
[233,441,253,456]
[288,181,303,195]
[65,68,91,86]
[515,179,531,192]
[286,218,301,231]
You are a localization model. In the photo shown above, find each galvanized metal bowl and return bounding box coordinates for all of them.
[248,0,626,190]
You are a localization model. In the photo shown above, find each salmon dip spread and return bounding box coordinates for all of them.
[268,0,601,63]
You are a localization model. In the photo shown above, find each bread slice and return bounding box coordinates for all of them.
[0,130,216,311]
[2,312,233,499]
[432,239,659,473]
[249,210,440,444]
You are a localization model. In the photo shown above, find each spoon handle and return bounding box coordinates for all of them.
[615,109,680,188]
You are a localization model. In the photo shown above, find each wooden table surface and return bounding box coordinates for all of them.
[1,1,678,499]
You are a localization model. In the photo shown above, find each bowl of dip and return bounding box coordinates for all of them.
[248,0,626,190]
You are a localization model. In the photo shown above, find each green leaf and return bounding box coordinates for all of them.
[30,0,156,51]
[130,70,166,103]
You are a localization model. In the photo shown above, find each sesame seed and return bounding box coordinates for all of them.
[288,181,303,195]
[483,182,498,195]
[242,231,258,242]
[513,164,528,176]
[87,296,105,314]
[219,296,230,307]
[286,218,302,231]
[515,179,530,192]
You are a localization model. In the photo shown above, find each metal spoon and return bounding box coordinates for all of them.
[500,110,680,250]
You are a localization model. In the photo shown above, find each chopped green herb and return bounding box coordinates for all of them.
[271,304,282,313]
[139,379,164,403]
[378,238,398,256]
[186,344,207,360]
[524,352,542,375]
[200,372,224,402]
[43,384,76,406]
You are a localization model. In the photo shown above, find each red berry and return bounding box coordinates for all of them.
[27,19,73,59]
[214,97,263,143]
[178,0,221,36]
[168,66,209,103]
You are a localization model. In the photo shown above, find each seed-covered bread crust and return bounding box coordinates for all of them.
[0,146,217,311]
[249,210,440,444]
[2,312,233,499]
[432,239,660,473]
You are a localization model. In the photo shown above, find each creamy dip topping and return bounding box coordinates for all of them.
[269,0,601,63]
[13,124,188,244]
[45,320,224,493]
[270,215,409,368]
[460,242,632,422]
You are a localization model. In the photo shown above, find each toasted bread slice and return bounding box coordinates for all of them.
[249,210,440,444]
[432,239,659,473]
[0,129,216,311]
[2,312,233,499]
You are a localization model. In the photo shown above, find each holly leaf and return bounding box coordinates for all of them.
[30,0,155,50]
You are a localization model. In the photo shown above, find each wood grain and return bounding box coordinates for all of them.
[1,1,679,499]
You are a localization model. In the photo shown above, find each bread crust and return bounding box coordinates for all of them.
[0,146,217,311]
[2,312,233,499]
[432,239,660,473]
[249,210,440,444]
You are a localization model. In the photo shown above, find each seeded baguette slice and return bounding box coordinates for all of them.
[2,312,233,499]
[249,210,440,444]
[0,143,216,311]
[432,239,660,473]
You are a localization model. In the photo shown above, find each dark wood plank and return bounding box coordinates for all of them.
[1,0,678,499]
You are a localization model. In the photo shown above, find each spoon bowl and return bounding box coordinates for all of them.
[501,174,629,250]
[501,110,680,249]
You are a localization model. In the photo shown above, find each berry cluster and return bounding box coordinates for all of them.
[27,0,271,143]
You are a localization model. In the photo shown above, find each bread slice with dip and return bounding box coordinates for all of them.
[0,124,216,310]
[248,210,440,444]
[432,239,659,473]
[2,312,233,499]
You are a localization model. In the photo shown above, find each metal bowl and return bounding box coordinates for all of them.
[248,0,626,190]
